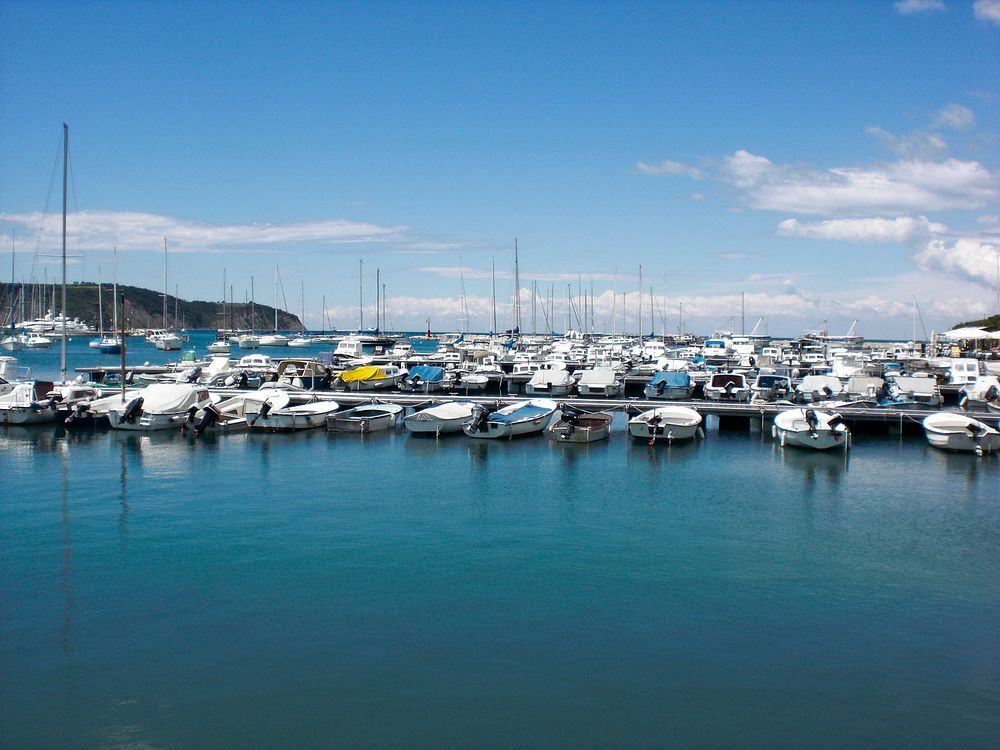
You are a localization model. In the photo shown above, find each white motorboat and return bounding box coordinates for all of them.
[546,405,613,443]
[237,333,261,349]
[922,413,1000,455]
[643,371,694,400]
[0,381,100,425]
[177,389,290,434]
[575,367,623,398]
[398,365,450,393]
[336,365,405,392]
[703,372,751,402]
[627,405,702,443]
[327,402,404,432]
[148,331,183,351]
[207,339,231,354]
[524,368,575,397]
[259,333,290,347]
[246,396,340,432]
[107,383,213,431]
[463,398,559,439]
[772,408,850,451]
[287,336,313,348]
[23,334,53,349]
[750,373,793,403]
[404,401,477,434]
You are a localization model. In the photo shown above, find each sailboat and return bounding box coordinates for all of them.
[148,239,182,350]
[0,125,101,424]
[98,249,122,354]
[260,266,289,347]
[1,233,24,351]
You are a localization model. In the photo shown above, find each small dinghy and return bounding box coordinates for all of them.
[922,412,1000,456]
[772,408,850,451]
[545,405,612,443]
[463,398,559,439]
[326,402,404,432]
[246,392,339,432]
[627,405,702,444]
[403,401,476,435]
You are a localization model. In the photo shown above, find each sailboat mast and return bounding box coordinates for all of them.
[162,238,168,329]
[60,123,68,381]
[376,268,380,333]
[513,239,521,334]
[358,259,363,331]
[491,257,497,335]
[274,265,279,332]
[112,248,118,335]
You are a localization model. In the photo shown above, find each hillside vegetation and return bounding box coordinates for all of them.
[1,281,302,331]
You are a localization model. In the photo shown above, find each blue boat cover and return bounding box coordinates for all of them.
[647,371,691,387]
[406,365,446,382]
[489,403,551,423]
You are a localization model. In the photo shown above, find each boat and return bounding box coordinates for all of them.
[643,371,695,400]
[335,364,405,391]
[287,336,313,348]
[107,383,214,431]
[921,413,1000,455]
[627,405,703,444]
[403,401,477,435]
[0,381,100,425]
[463,398,559,439]
[207,339,231,354]
[237,333,261,349]
[23,333,53,349]
[575,367,623,398]
[1,237,23,351]
[750,373,793,403]
[271,358,335,390]
[545,404,613,443]
[175,388,293,434]
[523,367,575,397]
[398,365,450,393]
[448,370,490,393]
[795,374,844,404]
[958,376,1000,412]
[882,375,942,408]
[245,395,340,432]
[772,408,850,451]
[147,330,184,351]
[702,372,751,402]
[326,402,404,432]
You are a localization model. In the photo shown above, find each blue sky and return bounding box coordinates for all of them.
[1,0,998,338]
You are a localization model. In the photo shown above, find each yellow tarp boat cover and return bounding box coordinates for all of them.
[339,365,385,383]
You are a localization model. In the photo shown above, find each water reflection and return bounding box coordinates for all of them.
[58,441,76,732]
[776,444,848,490]
[118,437,129,544]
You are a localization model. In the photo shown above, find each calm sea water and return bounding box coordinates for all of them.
[2,335,999,748]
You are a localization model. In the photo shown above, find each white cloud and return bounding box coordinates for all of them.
[635,160,704,179]
[777,216,946,246]
[865,125,948,158]
[717,151,997,215]
[974,0,1000,24]
[417,265,631,283]
[933,103,976,130]
[915,237,1000,286]
[894,0,946,14]
[0,210,418,253]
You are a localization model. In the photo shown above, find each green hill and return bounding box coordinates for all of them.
[953,314,1000,330]
[1,281,302,331]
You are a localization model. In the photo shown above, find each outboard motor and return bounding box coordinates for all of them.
[649,413,664,436]
[64,402,92,428]
[656,381,666,396]
[985,385,1000,403]
[194,403,221,435]
[186,366,202,383]
[805,408,820,439]
[180,405,199,433]
[237,371,249,389]
[320,368,334,389]
[723,381,736,400]
[967,422,987,439]
[121,396,144,424]
[468,403,490,434]
[249,400,273,427]
[453,371,462,386]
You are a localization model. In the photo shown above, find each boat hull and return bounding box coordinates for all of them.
[922,413,1000,454]
[627,406,702,442]
[772,409,850,451]
[546,413,612,443]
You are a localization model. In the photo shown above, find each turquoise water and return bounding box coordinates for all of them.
[2,418,999,748]
[3,334,1000,747]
